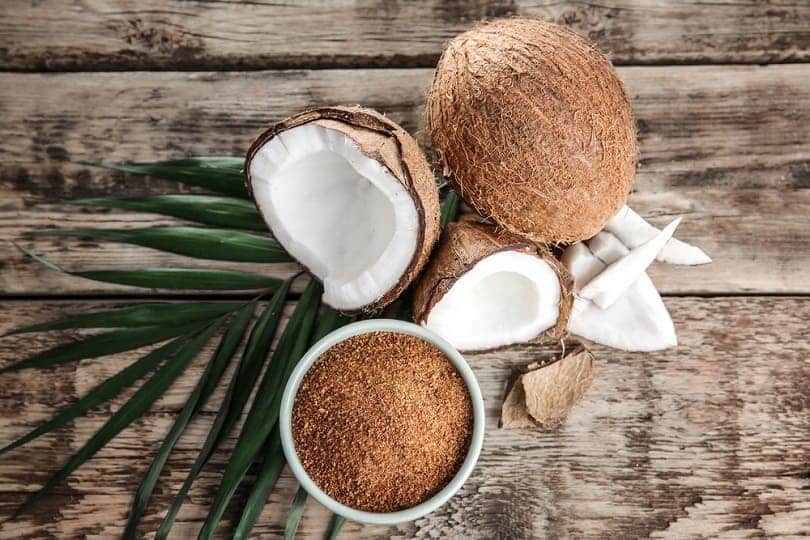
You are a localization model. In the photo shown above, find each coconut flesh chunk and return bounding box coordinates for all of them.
[412,222,573,352]
[579,217,680,309]
[561,235,677,352]
[424,251,563,351]
[606,205,711,265]
[249,123,422,311]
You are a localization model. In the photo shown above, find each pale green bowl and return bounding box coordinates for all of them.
[279,319,485,525]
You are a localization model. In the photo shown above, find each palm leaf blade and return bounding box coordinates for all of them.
[233,306,349,538]
[0,338,185,455]
[123,303,256,539]
[14,320,223,517]
[155,282,291,539]
[0,320,210,374]
[43,227,291,263]
[73,268,283,291]
[16,244,284,291]
[70,195,266,230]
[6,302,240,336]
[327,515,346,540]
[232,430,286,540]
[198,281,322,539]
[81,158,249,198]
[441,189,460,229]
[283,485,310,540]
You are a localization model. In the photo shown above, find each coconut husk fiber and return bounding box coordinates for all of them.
[426,18,637,243]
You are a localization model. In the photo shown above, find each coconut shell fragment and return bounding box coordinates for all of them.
[501,344,596,429]
[245,106,440,312]
[426,18,638,243]
[412,221,573,351]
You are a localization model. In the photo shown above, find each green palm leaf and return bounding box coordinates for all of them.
[234,306,350,539]
[232,430,286,540]
[0,320,210,374]
[327,515,347,540]
[198,281,322,539]
[5,302,240,336]
[42,227,291,263]
[283,485,310,540]
[70,195,266,230]
[74,268,283,291]
[13,319,224,517]
[155,282,291,539]
[81,158,249,198]
[0,337,185,455]
[441,189,461,229]
[312,307,352,342]
[123,303,257,539]
[17,244,283,291]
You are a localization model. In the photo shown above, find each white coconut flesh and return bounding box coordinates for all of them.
[561,236,677,352]
[606,205,711,266]
[424,251,561,350]
[249,124,420,310]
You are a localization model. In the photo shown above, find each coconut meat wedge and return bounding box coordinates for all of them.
[413,222,572,351]
[246,107,440,312]
[425,251,563,350]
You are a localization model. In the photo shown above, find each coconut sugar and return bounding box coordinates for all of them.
[291,331,473,513]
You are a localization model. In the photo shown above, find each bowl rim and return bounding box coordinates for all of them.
[279,319,485,525]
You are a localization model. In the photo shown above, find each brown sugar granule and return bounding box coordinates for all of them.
[292,331,474,513]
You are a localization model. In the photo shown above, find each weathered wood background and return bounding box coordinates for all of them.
[0,1,808,538]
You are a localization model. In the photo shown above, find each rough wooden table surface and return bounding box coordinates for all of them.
[0,1,808,538]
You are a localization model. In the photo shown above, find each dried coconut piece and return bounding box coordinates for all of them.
[562,240,677,351]
[500,345,596,429]
[605,205,711,265]
[522,347,596,428]
[500,376,536,429]
[579,218,680,309]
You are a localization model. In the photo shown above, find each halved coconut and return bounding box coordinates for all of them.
[245,107,440,312]
[412,221,573,351]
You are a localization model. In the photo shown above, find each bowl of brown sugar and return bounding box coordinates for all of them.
[279,319,485,525]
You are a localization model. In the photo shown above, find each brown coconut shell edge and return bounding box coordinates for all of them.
[500,341,595,429]
[244,106,441,313]
[412,221,574,351]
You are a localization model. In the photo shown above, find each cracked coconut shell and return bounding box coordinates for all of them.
[412,221,574,351]
[426,18,638,243]
[245,106,440,313]
[501,344,596,429]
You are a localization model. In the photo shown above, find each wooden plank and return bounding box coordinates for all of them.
[1,1,809,71]
[0,296,807,537]
[1,65,809,295]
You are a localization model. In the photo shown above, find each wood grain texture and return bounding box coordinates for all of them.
[0,297,807,538]
[1,65,809,295]
[1,0,809,71]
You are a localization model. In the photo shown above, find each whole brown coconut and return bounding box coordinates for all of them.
[426,18,638,243]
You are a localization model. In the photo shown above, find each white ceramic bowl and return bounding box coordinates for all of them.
[279,319,485,525]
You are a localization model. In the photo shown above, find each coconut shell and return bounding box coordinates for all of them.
[245,106,440,313]
[500,343,596,429]
[426,18,638,243]
[412,221,574,348]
